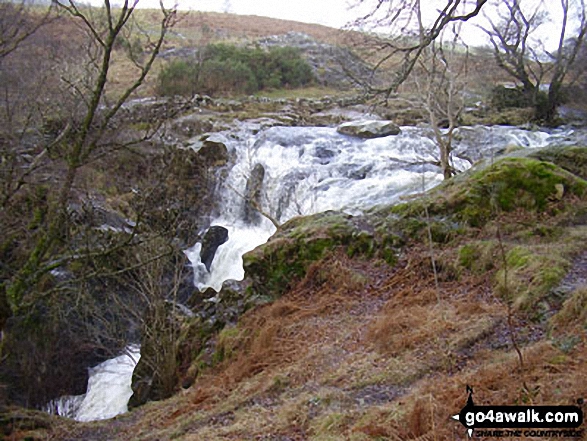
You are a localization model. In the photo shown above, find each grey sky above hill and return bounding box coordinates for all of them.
[79,0,570,51]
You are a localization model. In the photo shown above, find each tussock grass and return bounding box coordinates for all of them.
[42,166,587,441]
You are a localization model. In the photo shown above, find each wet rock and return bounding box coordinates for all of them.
[201,226,229,272]
[169,113,214,138]
[195,137,229,167]
[243,163,266,224]
[337,120,401,138]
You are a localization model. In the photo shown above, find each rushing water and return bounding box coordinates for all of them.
[186,123,580,293]
[47,346,140,421]
[49,122,585,421]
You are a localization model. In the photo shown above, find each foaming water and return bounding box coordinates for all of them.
[47,346,140,422]
[49,122,583,422]
[187,124,577,293]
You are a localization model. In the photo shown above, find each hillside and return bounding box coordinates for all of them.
[6,146,587,440]
[169,11,348,45]
[2,4,587,441]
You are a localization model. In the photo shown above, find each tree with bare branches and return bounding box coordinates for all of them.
[411,32,469,179]
[480,0,587,124]
[4,0,177,317]
[0,0,55,60]
[0,0,192,407]
[349,0,488,100]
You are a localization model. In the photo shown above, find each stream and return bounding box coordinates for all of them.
[49,122,586,421]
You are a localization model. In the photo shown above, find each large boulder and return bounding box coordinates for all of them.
[381,156,587,229]
[529,145,587,180]
[243,211,393,300]
[336,120,401,138]
[200,226,229,272]
[195,137,229,167]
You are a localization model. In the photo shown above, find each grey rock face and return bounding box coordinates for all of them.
[243,163,266,224]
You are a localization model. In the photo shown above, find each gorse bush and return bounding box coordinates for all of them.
[157,43,314,96]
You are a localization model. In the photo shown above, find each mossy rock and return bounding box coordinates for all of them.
[243,211,383,299]
[495,245,570,317]
[459,157,585,221]
[529,145,587,180]
[409,157,587,227]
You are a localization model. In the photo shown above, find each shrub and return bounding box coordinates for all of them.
[157,43,314,97]
[490,85,536,110]
[157,59,199,96]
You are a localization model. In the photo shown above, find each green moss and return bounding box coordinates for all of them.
[371,157,586,238]
[495,245,569,316]
[213,326,241,364]
[458,244,476,270]
[529,146,587,180]
[457,241,498,274]
[244,211,385,299]
[347,231,376,258]
[422,157,587,227]
[506,246,532,269]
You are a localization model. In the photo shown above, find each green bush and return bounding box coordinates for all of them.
[199,59,258,95]
[157,60,199,96]
[490,85,537,110]
[157,43,314,96]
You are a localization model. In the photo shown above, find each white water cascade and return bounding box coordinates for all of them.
[186,123,582,293]
[49,122,585,422]
[47,346,140,421]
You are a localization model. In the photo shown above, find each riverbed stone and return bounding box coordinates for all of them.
[336,120,401,138]
[196,137,229,167]
[201,226,229,272]
[243,164,266,224]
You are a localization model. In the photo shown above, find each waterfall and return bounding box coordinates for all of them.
[186,124,578,294]
[49,122,583,422]
[47,346,140,422]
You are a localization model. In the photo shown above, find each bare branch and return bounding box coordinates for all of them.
[0,1,56,59]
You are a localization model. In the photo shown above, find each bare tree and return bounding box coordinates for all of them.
[348,0,488,100]
[0,0,55,60]
[353,1,471,179]
[481,0,587,123]
[411,33,469,179]
[4,0,177,314]
[0,0,189,407]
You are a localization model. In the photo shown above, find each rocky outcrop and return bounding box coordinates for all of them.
[256,32,371,90]
[336,120,401,138]
[244,148,587,302]
[200,226,229,272]
[375,153,587,229]
[243,211,398,300]
[529,145,587,180]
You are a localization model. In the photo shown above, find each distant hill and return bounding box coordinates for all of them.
[170,10,349,46]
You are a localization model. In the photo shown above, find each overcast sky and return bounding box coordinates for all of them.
[90,0,570,50]
[183,0,356,28]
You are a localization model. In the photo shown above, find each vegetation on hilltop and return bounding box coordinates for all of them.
[2,0,587,438]
[157,44,314,97]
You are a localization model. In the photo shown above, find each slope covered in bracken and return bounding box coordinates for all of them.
[7,147,586,441]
